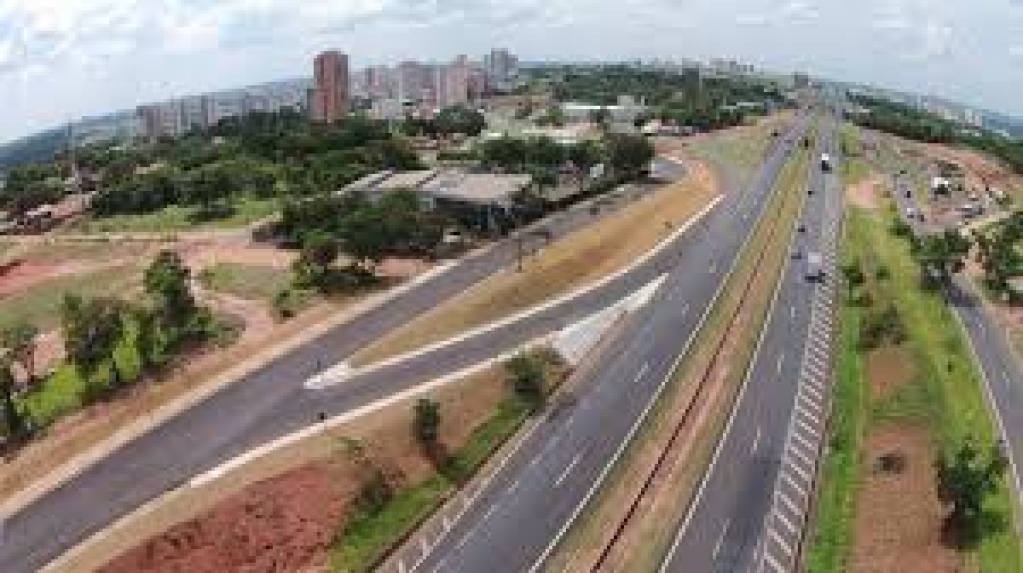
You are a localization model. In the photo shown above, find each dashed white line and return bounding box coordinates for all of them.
[776,353,786,374]
[555,454,583,487]
[713,519,731,560]
[751,426,762,454]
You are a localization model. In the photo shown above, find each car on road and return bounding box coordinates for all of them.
[820,153,832,172]
[805,252,825,282]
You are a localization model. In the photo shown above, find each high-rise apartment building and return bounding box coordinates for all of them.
[484,48,518,92]
[312,51,350,123]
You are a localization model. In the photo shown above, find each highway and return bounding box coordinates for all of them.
[0,142,784,570]
[658,113,842,573]
[398,115,814,573]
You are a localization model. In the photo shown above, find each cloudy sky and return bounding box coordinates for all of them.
[1,0,1022,143]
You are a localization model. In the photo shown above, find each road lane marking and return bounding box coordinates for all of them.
[786,456,811,481]
[751,426,762,454]
[774,507,798,534]
[776,353,786,374]
[789,441,815,467]
[790,305,796,320]
[555,453,583,487]
[634,362,651,383]
[791,427,816,452]
[713,519,731,560]
[764,550,787,572]
[779,491,802,520]
[769,528,793,556]
[797,403,821,426]
[782,470,808,498]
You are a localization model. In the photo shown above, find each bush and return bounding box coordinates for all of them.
[272,287,307,320]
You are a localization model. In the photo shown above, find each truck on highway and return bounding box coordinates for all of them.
[820,153,832,172]
[806,252,825,282]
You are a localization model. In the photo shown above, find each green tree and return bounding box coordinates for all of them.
[413,398,441,446]
[144,250,196,328]
[59,295,126,386]
[605,133,655,180]
[435,105,486,137]
[0,358,27,439]
[936,437,1007,546]
[1,320,39,384]
[294,230,340,286]
[916,229,972,279]
[506,353,546,411]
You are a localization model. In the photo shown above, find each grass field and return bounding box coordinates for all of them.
[806,205,1023,571]
[840,124,871,186]
[350,170,720,367]
[686,120,783,184]
[198,262,293,301]
[0,263,139,330]
[64,197,278,233]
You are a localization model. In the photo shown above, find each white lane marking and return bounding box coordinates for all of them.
[787,456,811,481]
[790,305,796,320]
[713,519,731,560]
[769,527,793,556]
[443,515,452,532]
[782,470,808,498]
[555,453,583,487]
[634,362,651,383]
[776,353,786,374]
[751,426,762,454]
[789,441,815,467]
[399,559,407,573]
[481,504,498,523]
[791,427,817,453]
[801,381,823,402]
[764,550,787,572]
[778,491,802,519]
[420,537,430,555]
[773,507,798,534]
[796,403,822,427]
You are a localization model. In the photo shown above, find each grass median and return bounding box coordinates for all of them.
[349,166,720,367]
[546,135,812,570]
[806,205,1023,571]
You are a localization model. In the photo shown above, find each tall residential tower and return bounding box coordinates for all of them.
[312,50,350,123]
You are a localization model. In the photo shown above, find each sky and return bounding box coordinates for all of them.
[1,0,1022,143]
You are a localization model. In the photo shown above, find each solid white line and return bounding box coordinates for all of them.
[555,454,583,487]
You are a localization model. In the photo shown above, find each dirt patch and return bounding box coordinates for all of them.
[866,344,916,400]
[0,258,132,297]
[850,424,962,573]
[91,364,509,573]
[847,175,884,210]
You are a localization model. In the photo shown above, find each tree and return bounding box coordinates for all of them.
[144,250,197,328]
[506,353,546,411]
[916,229,972,280]
[936,436,1007,545]
[605,133,655,180]
[413,398,441,446]
[435,105,486,137]
[294,230,340,286]
[59,295,126,386]
[0,358,27,439]
[1,321,39,385]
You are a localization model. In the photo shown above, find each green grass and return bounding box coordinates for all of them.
[805,303,867,572]
[198,262,294,301]
[65,197,278,234]
[329,394,536,572]
[19,321,144,427]
[807,205,1023,570]
[686,124,778,185]
[0,264,138,331]
[840,123,871,185]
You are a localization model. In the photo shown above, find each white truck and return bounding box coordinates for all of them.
[820,153,832,172]
[806,252,825,282]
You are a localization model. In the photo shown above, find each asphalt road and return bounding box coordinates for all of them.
[0,156,682,573]
[658,112,842,573]
[396,115,815,573]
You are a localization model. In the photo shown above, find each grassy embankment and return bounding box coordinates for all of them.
[806,203,1023,571]
[330,351,567,572]
[547,132,812,569]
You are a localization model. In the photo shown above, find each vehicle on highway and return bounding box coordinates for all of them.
[820,153,832,172]
[805,251,825,282]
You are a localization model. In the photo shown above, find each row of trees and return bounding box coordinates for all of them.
[479,133,655,182]
[1,251,218,441]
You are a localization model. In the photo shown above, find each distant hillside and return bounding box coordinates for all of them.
[0,127,68,170]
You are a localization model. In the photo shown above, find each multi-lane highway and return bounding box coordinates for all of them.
[0,139,782,571]
[658,113,842,573]
[396,115,814,573]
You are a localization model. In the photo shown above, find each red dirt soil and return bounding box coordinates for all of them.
[850,424,962,573]
[100,460,358,573]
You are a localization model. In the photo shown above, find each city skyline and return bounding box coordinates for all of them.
[2,0,1023,144]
